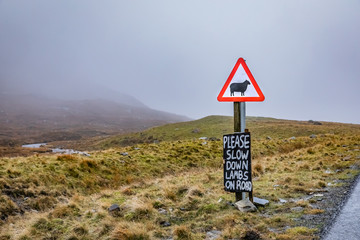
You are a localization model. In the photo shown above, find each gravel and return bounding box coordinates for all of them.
[293,172,360,239]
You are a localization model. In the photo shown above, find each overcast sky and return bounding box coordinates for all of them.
[1,1,359,123]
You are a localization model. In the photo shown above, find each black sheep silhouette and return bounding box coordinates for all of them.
[230,80,251,96]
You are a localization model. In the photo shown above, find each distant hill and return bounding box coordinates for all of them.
[0,93,190,146]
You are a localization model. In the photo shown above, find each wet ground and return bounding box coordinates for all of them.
[323,177,360,240]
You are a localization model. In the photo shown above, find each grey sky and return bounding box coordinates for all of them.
[1,1,359,123]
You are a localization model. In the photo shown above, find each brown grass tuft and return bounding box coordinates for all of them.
[29,196,57,211]
[164,188,177,201]
[305,208,325,215]
[121,187,135,196]
[57,154,77,161]
[253,163,264,177]
[173,225,192,240]
[0,195,19,220]
[187,186,203,198]
[111,222,150,240]
[318,181,326,188]
[73,225,88,236]
[298,163,310,170]
[80,159,98,171]
[51,204,80,218]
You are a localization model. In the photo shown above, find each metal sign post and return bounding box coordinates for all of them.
[234,102,247,201]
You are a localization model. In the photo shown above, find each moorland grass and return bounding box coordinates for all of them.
[0,116,359,239]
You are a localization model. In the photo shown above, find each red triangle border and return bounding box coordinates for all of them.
[217,58,264,102]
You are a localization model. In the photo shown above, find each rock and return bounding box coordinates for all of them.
[253,197,269,206]
[314,193,324,201]
[209,137,220,141]
[350,165,359,170]
[199,137,208,140]
[291,206,304,212]
[153,140,160,144]
[217,198,224,203]
[108,204,120,212]
[289,136,296,140]
[158,208,167,215]
[202,141,207,145]
[304,195,313,201]
[134,147,140,150]
[226,201,234,207]
[120,152,128,156]
[266,136,272,140]
[342,156,351,161]
[206,230,222,240]
[235,199,257,212]
[310,134,317,139]
[279,198,288,203]
[303,215,315,220]
[160,221,171,227]
[192,128,200,133]
[308,120,322,125]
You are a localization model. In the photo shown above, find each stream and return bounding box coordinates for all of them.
[22,143,90,156]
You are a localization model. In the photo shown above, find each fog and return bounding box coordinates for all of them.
[1,1,359,123]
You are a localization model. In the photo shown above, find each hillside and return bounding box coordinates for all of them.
[94,115,360,149]
[0,93,190,147]
[1,116,360,239]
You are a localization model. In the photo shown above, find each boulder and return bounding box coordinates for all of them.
[206,230,222,240]
[235,199,257,212]
[108,204,120,212]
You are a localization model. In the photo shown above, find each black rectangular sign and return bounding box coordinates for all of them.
[223,132,252,192]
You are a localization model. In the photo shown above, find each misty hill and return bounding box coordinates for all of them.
[0,93,190,145]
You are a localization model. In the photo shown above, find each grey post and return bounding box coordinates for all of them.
[233,102,246,201]
[240,102,246,200]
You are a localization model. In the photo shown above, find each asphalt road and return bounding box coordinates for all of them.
[324,178,360,240]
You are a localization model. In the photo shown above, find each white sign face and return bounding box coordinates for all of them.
[222,63,260,98]
[217,58,264,102]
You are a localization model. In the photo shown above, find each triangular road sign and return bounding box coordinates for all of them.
[217,58,264,102]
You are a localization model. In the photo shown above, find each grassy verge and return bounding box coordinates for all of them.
[0,116,359,239]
